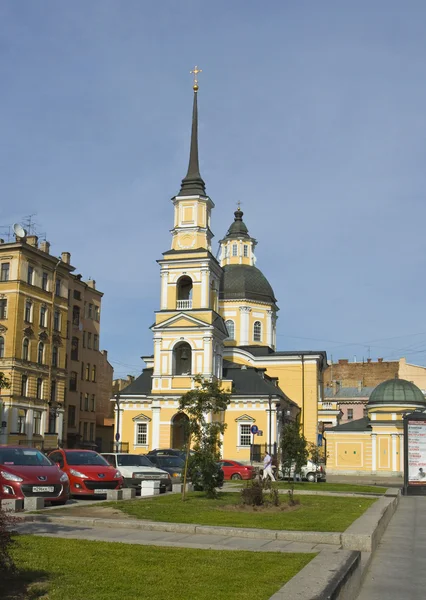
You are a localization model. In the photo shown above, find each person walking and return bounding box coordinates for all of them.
[262,451,275,481]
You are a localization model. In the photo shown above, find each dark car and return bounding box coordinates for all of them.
[147,455,185,484]
[0,446,69,505]
[147,448,194,460]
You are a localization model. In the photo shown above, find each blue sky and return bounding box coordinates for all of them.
[2,1,426,378]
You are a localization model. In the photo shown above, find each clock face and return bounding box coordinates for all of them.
[178,233,196,249]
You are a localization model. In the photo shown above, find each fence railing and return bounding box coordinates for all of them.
[177,299,192,310]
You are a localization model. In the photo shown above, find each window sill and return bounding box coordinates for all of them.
[134,444,149,448]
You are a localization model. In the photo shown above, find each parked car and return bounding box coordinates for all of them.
[147,455,185,484]
[0,446,69,505]
[217,460,256,481]
[276,460,327,483]
[147,448,195,460]
[101,453,171,492]
[48,449,123,497]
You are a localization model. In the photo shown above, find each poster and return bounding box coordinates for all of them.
[407,420,426,485]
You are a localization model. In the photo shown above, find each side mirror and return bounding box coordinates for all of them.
[56,462,62,469]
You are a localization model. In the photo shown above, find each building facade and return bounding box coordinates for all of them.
[116,81,328,459]
[0,234,111,450]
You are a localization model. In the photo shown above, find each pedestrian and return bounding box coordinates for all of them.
[262,451,275,481]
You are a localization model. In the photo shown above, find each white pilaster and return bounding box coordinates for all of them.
[153,338,162,376]
[267,310,273,347]
[160,270,169,310]
[239,306,251,346]
[57,410,64,445]
[10,407,18,433]
[151,406,161,449]
[201,268,209,308]
[41,409,47,436]
[399,434,404,472]
[203,336,212,375]
[26,408,34,440]
[391,434,397,472]
[371,433,377,472]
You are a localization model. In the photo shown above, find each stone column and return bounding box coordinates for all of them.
[10,407,18,433]
[239,307,251,346]
[153,338,162,376]
[399,433,404,472]
[151,405,161,449]
[371,433,377,472]
[203,336,212,376]
[0,403,9,445]
[57,410,64,446]
[41,409,47,437]
[26,408,34,441]
[391,434,398,472]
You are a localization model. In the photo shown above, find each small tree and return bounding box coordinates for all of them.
[179,376,231,499]
[280,421,308,504]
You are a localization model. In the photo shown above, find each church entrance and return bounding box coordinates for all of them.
[171,413,190,449]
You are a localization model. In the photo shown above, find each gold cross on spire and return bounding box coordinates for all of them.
[190,65,202,91]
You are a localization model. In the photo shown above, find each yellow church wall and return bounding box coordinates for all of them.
[398,358,426,391]
[326,434,372,472]
[222,407,271,461]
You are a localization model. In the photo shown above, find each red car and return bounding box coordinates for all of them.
[0,446,69,505]
[48,449,123,497]
[218,460,256,481]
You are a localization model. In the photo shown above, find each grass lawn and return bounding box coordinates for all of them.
[272,482,388,494]
[103,492,376,532]
[3,536,315,600]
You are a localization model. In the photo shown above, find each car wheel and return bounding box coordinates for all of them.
[231,473,242,480]
[276,470,284,480]
[306,472,316,482]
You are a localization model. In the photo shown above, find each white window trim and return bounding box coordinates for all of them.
[134,421,149,447]
[237,422,252,448]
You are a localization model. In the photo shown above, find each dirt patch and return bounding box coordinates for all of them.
[219,503,301,514]
[45,506,132,520]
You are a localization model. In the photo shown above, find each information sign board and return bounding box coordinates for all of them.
[250,425,259,435]
[407,420,426,485]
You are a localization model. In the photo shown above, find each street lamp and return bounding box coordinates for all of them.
[114,393,121,452]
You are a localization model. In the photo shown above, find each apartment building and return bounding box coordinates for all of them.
[0,231,112,449]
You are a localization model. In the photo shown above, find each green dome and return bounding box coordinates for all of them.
[368,378,426,407]
[219,264,277,307]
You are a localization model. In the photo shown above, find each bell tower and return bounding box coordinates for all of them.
[151,68,227,394]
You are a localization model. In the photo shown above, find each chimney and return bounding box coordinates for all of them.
[101,349,108,358]
[332,380,341,395]
[378,358,383,363]
[358,379,363,392]
[26,235,38,248]
[338,359,349,365]
[127,375,135,383]
[61,252,71,264]
[0,239,4,244]
[85,279,96,289]
[367,358,372,363]
[39,241,50,254]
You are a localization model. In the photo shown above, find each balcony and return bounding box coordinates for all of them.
[177,299,192,310]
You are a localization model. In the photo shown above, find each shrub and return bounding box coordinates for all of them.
[0,505,17,574]
[187,450,224,498]
[241,480,264,506]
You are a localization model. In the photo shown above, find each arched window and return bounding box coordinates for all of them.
[0,336,4,358]
[173,342,192,376]
[37,342,44,365]
[36,378,43,399]
[52,346,58,367]
[225,320,235,340]
[22,338,29,361]
[176,276,193,310]
[21,374,28,397]
[253,321,262,342]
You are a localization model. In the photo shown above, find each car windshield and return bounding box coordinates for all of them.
[0,448,52,467]
[156,457,184,468]
[118,455,154,467]
[65,452,109,466]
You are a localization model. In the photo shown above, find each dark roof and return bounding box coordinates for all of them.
[119,369,153,395]
[368,378,426,406]
[324,386,375,399]
[178,90,206,196]
[222,359,295,403]
[238,346,327,359]
[223,208,250,240]
[327,417,371,432]
[220,264,277,307]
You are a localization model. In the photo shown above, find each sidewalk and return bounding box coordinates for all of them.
[14,519,336,554]
[356,495,426,600]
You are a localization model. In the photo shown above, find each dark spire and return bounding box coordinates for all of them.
[225,207,250,239]
[179,89,206,196]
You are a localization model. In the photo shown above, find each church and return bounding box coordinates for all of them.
[116,74,327,460]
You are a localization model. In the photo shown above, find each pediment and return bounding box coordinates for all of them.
[132,413,152,422]
[153,312,210,331]
[235,414,256,422]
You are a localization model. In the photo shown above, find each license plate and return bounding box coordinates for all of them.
[94,489,109,494]
[32,486,54,493]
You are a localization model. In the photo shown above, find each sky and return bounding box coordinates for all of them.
[2,1,426,379]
